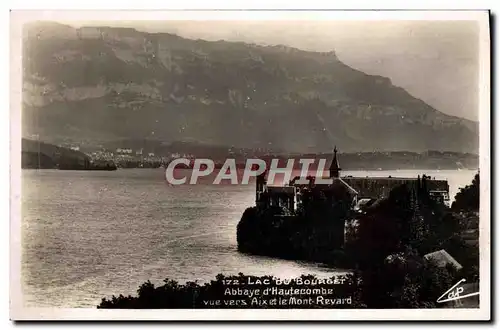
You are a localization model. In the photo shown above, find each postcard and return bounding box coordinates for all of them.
[10,9,490,321]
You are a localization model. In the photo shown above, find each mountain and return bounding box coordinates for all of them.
[21,138,90,169]
[21,22,479,153]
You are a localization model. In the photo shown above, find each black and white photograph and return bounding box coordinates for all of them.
[9,10,490,321]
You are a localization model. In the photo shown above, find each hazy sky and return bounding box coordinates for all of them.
[72,20,480,121]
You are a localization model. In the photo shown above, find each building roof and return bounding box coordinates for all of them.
[423,249,463,270]
[338,178,359,195]
[343,176,446,182]
[290,176,358,195]
[355,198,373,210]
[315,177,359,195]
[267,186,296,195]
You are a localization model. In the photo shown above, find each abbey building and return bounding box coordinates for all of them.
[255,147,450,213]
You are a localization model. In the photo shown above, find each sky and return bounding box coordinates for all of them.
[70,19,480,121]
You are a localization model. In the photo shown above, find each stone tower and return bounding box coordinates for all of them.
[256,170,267,203]
[329,146,342,178]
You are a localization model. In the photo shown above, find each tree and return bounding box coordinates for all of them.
[348,182,465,308]
[452,173,479,211]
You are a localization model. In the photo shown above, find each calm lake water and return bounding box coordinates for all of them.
[20,168,476,307]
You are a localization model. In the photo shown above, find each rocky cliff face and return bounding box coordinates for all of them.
[22,22,479,153]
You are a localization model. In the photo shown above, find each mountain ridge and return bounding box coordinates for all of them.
[22,22,479,153]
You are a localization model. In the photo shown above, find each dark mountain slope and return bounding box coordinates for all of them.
[21,138,90,168]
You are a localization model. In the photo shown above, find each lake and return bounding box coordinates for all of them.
[20,168,476,307]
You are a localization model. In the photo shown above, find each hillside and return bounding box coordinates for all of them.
[21,138,90,169]
[22,22,479,153]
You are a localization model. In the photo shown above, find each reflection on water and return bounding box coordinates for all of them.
[20,168,476,307]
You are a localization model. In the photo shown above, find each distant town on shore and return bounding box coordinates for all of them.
[21,138,478,171]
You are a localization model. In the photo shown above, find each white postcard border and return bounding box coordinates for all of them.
[9,9,491,321]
